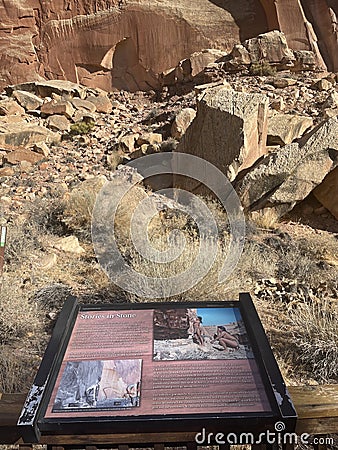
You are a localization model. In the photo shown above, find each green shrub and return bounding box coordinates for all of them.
[70,120,95,135]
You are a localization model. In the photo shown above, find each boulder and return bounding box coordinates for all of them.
[46,115,71,132]
[4,148,44,165]
[323,91,338,109]
[226,44,252,71]
[311,78,333,91]
[71,98,97,113]
[171,108,196,139]
[0,99,25,116]
[243,31,295,66]
[292,50,317,71]
[6,81,86,99]
[267,114,314,145]
[12,90,44,111]
[236,117,338,218]
[86,95,112,114]
[41,100,75,118]
[175,85,269,191]
[272,77,297,88]
[137,132,162,146]
[313,167,338,220]
[0,124,60,147]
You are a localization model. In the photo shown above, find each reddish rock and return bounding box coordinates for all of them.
[0,166,15,177]
[41,100,75,118]
[86,95,112,114]
[4,148,44,165]
[1,0,337,91]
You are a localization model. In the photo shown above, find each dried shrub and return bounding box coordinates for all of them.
[62,176,107,239]
[249,60,277,76]
[289,299,338,381]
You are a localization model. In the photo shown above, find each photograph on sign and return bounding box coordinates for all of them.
[153,307,253,361]
[52,359,142,413]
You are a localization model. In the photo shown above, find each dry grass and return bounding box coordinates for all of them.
[289,298,338,381]
[1,177,338,395]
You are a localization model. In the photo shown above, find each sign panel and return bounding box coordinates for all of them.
[18,294,297,442]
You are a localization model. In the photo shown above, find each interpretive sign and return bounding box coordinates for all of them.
[18,293,297,442]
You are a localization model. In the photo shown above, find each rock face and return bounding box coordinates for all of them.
[175,86,268,192]
[0,0,337,91]
[236,116,338,218]
[313,167,338,220]
[267,113,314,145]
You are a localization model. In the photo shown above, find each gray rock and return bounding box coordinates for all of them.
[267,113,313,145]
[12,90,43,111]
[236,117,338,217]
[175,85,268,192]
[0,123,61,147]
[46,114,71,132]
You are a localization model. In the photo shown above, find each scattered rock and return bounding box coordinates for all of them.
[0,99,25,116]
[0,166,14,177]
[33,142,50,156]
[71,98,97,113]
[86,95,112,114]
[272,77,297,88]
[107,151,124,170]
[0,124,60,147]
[46,115,71,132]
[137,132,162,146]
[171,108,196,139]
[4,148,44,165]
[52,236,85,254]
[311,78,333,91]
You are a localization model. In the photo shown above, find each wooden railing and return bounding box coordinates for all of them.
[0,385,337,448]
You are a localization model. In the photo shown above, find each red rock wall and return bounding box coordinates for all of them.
[0,0,336,91]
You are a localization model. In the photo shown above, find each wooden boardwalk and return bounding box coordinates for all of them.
[0,384,337,448]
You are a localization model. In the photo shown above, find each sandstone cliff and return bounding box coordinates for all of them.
[0,0,337,91]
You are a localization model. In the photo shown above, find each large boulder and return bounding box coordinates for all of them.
[267,113,314,145]
[236,117,338,217]
[0,123,61,147]
[174,85,268,192]
[243,30,295,66]
[313,167,338,220]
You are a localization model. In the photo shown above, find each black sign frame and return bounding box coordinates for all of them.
[18,293,297,443]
